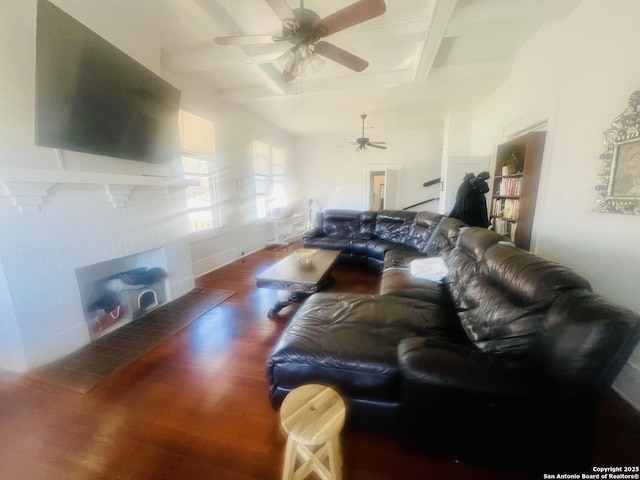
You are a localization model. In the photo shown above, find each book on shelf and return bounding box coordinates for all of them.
[498,177,522,196]
[491,198,520,220]
[492,218,518,242]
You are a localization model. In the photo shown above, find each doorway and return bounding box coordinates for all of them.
[370,171,385,211]
[365,164,401,211]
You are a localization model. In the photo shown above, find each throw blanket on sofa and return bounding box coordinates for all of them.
[409,257,449,282]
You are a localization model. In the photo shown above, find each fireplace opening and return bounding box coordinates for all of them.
[76,250,169,340]
[86,267,167,338]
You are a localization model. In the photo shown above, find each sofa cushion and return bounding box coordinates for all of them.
[366,239,401,260]
[457,274,549,354]
[350,235,374,255]
[448,231,593,355]
[322,209,362,238]
[423,217,467,257]
[446,228,516,311]
[359,211,377,235]
[303,235,352,251]
[484,244,591,305]
[383,248,423,270]
[266,292,459,404]
[374,210,417,243]
[405,211,444,252]
[381,268,453,305]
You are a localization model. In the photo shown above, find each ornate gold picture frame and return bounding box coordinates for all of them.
[594,90,640,214]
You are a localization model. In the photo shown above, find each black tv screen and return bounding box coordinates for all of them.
[35,0,181,163]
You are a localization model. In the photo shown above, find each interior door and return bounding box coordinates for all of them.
[383,169,398,210]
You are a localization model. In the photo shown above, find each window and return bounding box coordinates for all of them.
[253,139,286,219]
[179,110,220,232]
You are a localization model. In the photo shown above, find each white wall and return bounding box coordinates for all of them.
[0,1,295,371]
[0,1,195,371]
[470,0,640,408]
[181,94,296,277]
[294,128,443,213]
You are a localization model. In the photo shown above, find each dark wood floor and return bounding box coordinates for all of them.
[1,243,639,479]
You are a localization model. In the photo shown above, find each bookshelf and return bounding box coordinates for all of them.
[490,131,546,250]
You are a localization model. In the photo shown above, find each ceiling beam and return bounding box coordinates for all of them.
[161,41,239,72]
[172,0,287,95]
[223,68,415,104]
[444,0,580,38]
[413,0,457,81]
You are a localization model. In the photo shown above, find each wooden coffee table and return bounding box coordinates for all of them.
[256,249,340,318]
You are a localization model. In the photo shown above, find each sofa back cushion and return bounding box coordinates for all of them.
[322,209,362,237]
[533,289,640,399]
[374,210,417,243]
[447,228,592,355]
[360,211,377,235]
[405,211,444,252]
[446,228,505,311]
[423,217,467,257]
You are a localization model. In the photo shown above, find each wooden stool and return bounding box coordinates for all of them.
[280,384,346,480]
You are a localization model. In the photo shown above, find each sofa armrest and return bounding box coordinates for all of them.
[398,336,542,399]
[534,289,640,400]
[397,337,592,468]
[301,227,324,239]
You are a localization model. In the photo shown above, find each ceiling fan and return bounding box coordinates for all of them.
[350,114,387,151]
[214,0,387,81]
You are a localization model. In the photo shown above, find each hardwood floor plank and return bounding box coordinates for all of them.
[0,242,638,479]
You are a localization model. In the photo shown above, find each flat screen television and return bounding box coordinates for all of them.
[35,0,181,163]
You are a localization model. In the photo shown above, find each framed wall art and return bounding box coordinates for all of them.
[594,90,640,214]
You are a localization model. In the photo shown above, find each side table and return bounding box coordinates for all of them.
[266,214,305,247]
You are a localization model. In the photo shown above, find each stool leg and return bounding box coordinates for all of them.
[296,443,331,480]
[282,437,297,480]
[327,436,343,480]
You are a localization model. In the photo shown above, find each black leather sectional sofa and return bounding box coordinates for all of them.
[267,211,640,469]
[301,209,466,272]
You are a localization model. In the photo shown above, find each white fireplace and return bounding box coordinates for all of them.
[0,159,195,372]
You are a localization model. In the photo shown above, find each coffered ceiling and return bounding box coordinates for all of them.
[69,0,582,136]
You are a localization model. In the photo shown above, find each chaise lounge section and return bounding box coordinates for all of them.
[266,226,640,469]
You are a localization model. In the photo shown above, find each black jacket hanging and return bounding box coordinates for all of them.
[448,171,490,228]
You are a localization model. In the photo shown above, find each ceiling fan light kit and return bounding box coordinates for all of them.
[214,0,387,81]
[277,44,326,79]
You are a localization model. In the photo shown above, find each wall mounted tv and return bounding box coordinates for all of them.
[35,0,181,163]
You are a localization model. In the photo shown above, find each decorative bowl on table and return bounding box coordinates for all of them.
[294,248,317,266]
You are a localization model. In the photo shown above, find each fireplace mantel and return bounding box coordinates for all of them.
[0,166,196,212]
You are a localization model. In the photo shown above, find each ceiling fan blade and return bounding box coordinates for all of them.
[314,41,368,72]
[368,141,387,145]
[265,0,295,22]
[367,143,387,149]
[215,35,275,46]
[317,0,386,37]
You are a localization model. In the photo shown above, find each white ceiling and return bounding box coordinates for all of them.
[111,0,581,137]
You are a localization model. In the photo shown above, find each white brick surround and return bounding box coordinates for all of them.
[0,179,194,372]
